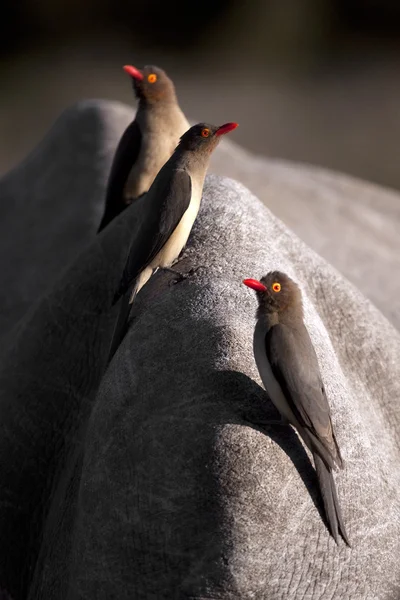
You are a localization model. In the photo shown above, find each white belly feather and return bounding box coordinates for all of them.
[125,136,173,200]
[133,178,202,299]
[151,179,203,269]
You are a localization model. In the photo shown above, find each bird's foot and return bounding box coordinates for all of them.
[163,266,205,286]
[161,267,186,285]
[186,265,205,278]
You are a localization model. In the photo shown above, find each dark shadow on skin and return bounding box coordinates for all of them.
[125,191,147,207]
[68,301,240,598]
[209,369,329,531]
[0,219,214,598]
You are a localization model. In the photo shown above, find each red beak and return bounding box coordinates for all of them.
[243,278,267,292]
[123,65,144,81]
[216,122,239,136]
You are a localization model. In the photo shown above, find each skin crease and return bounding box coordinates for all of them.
[107,122,238,362]
[244,271,350,545]
[97,64,189,232]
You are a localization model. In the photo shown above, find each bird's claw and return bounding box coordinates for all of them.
[169,272,186,286]
[163,265,206,286]
[187,265,206,277]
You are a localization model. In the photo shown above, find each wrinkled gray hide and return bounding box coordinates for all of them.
[0,101,399,600]
[211,143,400,329]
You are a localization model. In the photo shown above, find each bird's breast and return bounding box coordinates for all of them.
[124,113,188,201]
[124,137,165,200]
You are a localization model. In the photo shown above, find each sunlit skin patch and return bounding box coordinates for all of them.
[148,74,157,83]
[201,128,210,138]
[272,282,281,292]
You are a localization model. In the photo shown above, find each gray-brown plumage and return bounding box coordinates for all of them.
[97,64,189,232]
[107,121,238,362]
[243,271,350,546]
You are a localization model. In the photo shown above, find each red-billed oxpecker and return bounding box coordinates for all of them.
[97,64,189,232]
[107,121,238,361]
[243,271,350,546]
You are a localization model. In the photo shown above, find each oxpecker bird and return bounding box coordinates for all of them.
[97,64,189,232]
[107,121,238,361]
[243,271,350,546]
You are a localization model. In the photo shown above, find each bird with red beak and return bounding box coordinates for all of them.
[107,121,238,361]
[97,64,189,232]
[243,271,350,546]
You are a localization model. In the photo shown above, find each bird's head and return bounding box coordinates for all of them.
[243,271,303,316]
[123,64,176,103]
[178,122,238,155]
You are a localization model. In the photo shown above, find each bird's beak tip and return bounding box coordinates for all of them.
[243,278,266,292]
[123,65,144,81]
[216,122,239,136]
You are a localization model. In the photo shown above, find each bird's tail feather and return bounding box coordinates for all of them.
[314,453,351,547]
[97,208,114,234]
[107,281,138,364]
[97,217,106,234]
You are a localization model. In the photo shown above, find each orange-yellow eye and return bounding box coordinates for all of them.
[148,74,157,83]
[201,128,210,138]
[272,283,281,293]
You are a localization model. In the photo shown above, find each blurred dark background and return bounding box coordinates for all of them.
[2,0,400,189]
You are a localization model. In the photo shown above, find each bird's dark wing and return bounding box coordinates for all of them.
[265,323,341,467]
[114,168,192,301]
[98,119,142,232]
